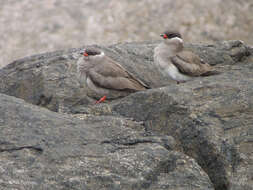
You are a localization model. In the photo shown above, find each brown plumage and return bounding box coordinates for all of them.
[154,30,219,83]
[77,48,149,100]
[171,51,218,77]
[88,56,148,91]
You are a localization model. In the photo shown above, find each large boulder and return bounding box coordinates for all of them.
[0,40,252,190]
[0,93,213,190]
[0,40,250,112]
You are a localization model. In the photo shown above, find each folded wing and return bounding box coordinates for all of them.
[88,57,149,91]
[171,51,214,76]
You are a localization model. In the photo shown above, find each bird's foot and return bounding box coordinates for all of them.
[95,96,107,104]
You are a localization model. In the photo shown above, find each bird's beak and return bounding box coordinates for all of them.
[160,34,168,39]
[83,52,89,57]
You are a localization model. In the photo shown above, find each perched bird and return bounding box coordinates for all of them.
[77,48,149,103]
[154,30,218,83]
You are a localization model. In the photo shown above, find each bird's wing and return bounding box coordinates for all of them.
[88,57,149,91]
[170,51,213,76]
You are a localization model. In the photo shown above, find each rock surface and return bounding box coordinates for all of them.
[1,0,253,68]
[0,40,253,190]
[0,93,213,190]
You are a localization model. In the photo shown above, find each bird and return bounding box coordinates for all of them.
[76,48,149,103]
[154,30,219,84]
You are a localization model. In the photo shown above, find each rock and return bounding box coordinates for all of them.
[0,40,252,189]
[0,93,213,190]
[0,40,251,112]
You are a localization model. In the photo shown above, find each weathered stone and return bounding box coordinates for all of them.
[0,40,252,190]
[0,93,213,190]
[0,40,251,112]
[75,42,253,190]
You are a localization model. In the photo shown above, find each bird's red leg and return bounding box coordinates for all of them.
[95,96,106,104]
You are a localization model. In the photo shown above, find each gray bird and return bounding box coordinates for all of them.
[154,30,218,83]
[77,48,149,102]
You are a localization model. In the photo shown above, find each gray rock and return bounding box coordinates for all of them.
[0,40,252,190]
[0,93,213,190]
[0,40,250,112]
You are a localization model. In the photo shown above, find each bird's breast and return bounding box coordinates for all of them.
[154,50,171,71]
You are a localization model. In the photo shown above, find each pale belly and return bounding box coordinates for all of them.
[86,77,110,95]
[165,64,192,82]
[86,77,130,99]
[154,51,191,82]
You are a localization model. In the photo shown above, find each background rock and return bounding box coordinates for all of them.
[0,0,253,68]
[0,40,252,190]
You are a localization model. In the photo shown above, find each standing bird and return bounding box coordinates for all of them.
[154,30,218,83]
[77,48,149,103]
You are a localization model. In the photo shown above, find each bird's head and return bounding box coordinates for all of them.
[160,30,183,46]
[81,48,105,60]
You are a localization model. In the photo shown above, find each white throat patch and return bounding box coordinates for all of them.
[173,37,183,43]
[96,51,105,58]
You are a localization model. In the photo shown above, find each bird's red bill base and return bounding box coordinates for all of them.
[83,52,89,57]
[160,34,168,39]
[95,96,107,104]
